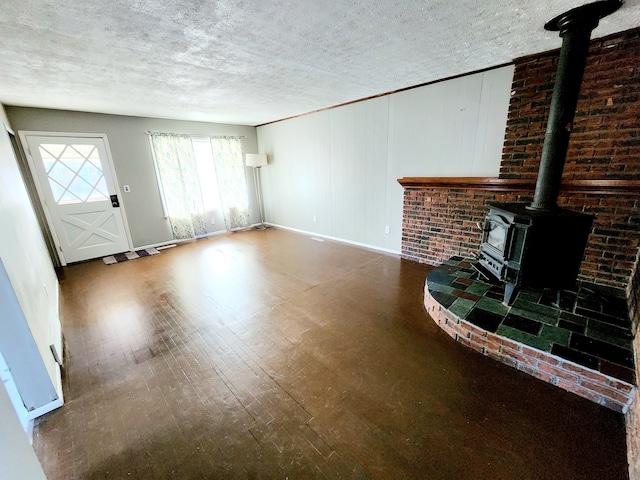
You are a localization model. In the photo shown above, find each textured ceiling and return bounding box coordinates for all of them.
[1,1,639,126]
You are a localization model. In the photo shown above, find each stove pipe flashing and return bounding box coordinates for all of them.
[528,0,623,211]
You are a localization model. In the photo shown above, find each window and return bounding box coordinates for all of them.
[191,137,221,211]
[149,133,250,238]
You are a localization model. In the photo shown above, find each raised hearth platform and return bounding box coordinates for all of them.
[425,257,636,413]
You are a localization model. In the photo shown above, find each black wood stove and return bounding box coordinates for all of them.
[477,0,622,305]
[478,202,593,304]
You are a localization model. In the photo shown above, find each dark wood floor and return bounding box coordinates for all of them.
[34,228,628,479]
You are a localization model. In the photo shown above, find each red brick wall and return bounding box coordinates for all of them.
[627,253,640,480]
[501,29,640,181]
[632,252,640,333]
[401,27,640,288]
[402,188,530,265]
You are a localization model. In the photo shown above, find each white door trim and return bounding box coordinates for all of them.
[18,131,134,265]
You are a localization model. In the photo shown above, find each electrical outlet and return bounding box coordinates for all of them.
[385,226,390,234]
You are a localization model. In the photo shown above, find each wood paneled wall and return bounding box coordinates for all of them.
[257,66,514,252]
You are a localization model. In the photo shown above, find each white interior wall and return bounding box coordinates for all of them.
[257,65,515,252]
[330,97,390,248]
[259,111,332,234]
[0,258,58,412]
[0,381,47,480]
[0,105,61,400]
[6,107,261,248]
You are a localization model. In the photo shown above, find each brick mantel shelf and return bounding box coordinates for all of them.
[397,177,640,195]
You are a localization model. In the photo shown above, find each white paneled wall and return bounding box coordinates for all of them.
[329,97,390,247]
[260,111,332,233]
[257,65,515,253]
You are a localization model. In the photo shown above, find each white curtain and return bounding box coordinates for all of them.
[209,137,250,231]
[150,134,207,240]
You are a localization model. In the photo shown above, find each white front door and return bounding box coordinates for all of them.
[21,134,132,264]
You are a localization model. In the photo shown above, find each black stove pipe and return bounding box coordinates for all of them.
[529,0,622,211]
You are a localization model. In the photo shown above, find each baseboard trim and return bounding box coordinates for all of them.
[133,224,397,256]
[266,223,401,256]
[134,230,229,251]
[26,398,63,421]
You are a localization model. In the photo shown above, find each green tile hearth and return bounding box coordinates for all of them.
[510,307,559,327]
[449,298,475,318]
[476,297,510,316]
[539,325,571,347]
[426,257,634,383]
[454,270,474,279]
[443,258,461,266]
[512,298,561,321]
[429,283,456,295]
[516,289,543,303]
[496,325,552,351]
[465,282,491,295]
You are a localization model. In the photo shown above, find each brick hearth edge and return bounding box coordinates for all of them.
[424,282,636,413]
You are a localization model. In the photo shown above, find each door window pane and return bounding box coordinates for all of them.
[40,143,110,205]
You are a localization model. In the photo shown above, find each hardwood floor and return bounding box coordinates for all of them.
[34,228,628,479]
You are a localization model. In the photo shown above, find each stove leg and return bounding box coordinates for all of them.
[503,283,518,306]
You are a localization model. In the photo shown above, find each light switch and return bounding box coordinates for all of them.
[123,185,131,193]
